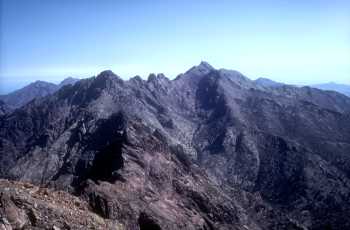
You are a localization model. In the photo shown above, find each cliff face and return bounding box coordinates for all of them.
[1,63,350,229]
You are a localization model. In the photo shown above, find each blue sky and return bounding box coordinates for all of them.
[1,0,349,93]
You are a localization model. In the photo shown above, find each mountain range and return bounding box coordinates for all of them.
[254,78,350,97]
[1,75,348,114]
[310,82,350,97]
[1,62,350,229]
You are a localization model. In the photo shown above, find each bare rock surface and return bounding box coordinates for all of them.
[0,179,121,229]
[1,62,350,229]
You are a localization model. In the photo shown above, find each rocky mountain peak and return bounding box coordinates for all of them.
[91,70,122,90]
[129,75,143,84]
[198,60,214,70]
[147,73,168,82]
[147,73,157,82]
[96,70,119,79]
[185,61,215,76]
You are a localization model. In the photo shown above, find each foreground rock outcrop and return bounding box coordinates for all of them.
[1,62,350,229]
[0,179,121,229]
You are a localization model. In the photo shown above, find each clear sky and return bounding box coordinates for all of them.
[1,0,349,93]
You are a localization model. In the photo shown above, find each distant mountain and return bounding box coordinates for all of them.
[0,77,79,110]
[254,77,284,87]
[255,78,350,97]
[1,62,350,229]
[0,81,58,109]
[311,82,350,97]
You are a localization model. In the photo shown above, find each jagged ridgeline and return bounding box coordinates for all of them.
[1,62,350,229]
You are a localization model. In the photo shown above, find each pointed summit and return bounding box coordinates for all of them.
[185,61,215,76]
[147,73,168,82]
[198,61,214,70]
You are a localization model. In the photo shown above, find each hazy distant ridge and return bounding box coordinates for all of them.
[311,82,350,97]
[254,77,350,97]
[0,77,79,109]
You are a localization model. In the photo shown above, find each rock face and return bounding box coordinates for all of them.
[1,62,350,229]
[0,77,79,110]
[0,100,9,116]
[0,179,121,229]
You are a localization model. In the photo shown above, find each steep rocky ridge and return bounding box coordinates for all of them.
[1,62,350,229]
